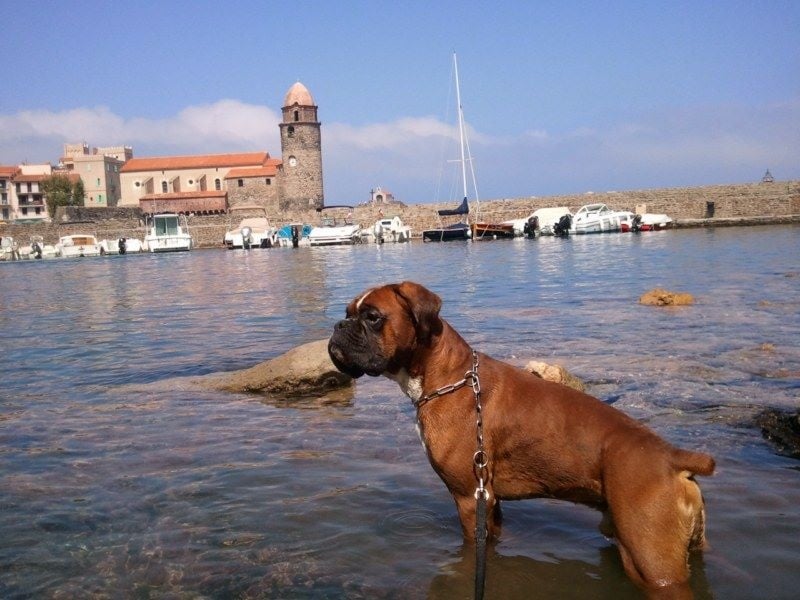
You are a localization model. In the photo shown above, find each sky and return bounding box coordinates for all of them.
[1,0,798,205]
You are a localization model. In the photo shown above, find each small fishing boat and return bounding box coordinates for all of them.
[471,221,515,240]
[143,213,193,252]
[371,216,412,243]
[223,205,279,249]
[56,234,102,258]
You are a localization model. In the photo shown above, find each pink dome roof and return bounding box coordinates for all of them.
[284,81,315,107]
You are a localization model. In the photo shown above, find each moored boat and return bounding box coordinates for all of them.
[277,223,312,247]
[223,205,278,249]
[571,203,627,234]
[620,212,674,232]
[504,207,574,237]
[56,234,102,258]
[308,206,362,246]
[143,213,193,252]
[372,215,411,243]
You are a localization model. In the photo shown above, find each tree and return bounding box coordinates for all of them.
[41,174,74,217]
[72,178,85,206]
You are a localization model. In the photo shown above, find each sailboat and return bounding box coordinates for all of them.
[423,54,514,242]
[422,53,474,242]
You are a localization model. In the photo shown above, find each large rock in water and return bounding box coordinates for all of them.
[639,288,694,306]
[755,408,800,459]
[205,338,352,396]
[524,361,585,392]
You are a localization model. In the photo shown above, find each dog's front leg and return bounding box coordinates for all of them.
[453,492,502,541]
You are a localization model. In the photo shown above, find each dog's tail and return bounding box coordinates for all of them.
[670,448,715,476]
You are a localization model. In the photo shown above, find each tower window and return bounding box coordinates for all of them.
[161,181,168,193]
[294,110,299,122]
[287,125,294,137]
[215,178,221,190]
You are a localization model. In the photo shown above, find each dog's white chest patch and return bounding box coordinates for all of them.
[387,369,423,403]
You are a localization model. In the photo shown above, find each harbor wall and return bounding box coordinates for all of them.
[2,180,798,247]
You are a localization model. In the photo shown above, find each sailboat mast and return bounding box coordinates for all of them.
[453,52,468,201]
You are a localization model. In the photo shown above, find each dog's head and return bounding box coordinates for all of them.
[328,281,443,378]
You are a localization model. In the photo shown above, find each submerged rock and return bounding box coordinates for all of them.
[639,288,695,306]
[755,408,800,459]
[203,338,353,397]
[524,361,586,392]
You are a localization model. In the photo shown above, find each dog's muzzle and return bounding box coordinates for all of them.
[328,318,387,378]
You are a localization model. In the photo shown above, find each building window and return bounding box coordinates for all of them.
[162,181,168,193]
[265,178,271,185]
[35,207,41,215]
[97,178,101,186]
[98,194,104,203]
[287,125,295,137]
[293,110,299,122]
[188,179,194,185]
[135,181,141,187]
[215,178,221,190]
[237,179,244,187]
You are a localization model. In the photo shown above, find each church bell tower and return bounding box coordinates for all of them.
[279,82,324,210]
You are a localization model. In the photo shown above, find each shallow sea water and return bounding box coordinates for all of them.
[1,225,798,599]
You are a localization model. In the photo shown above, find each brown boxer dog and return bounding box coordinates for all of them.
[328,281,715,595]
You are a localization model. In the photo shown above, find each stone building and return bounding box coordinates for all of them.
[59,143,129,207]
[118,81,324,214]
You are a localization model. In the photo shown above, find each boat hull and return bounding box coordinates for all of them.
[422,223,471,242]
[471,223,516,239]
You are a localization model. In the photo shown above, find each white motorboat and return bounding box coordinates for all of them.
[223,205,279,249]
[620,212,674,232]
[56,234,102,258]
[276,223,312,247]
[372,216,411,243]
[1,236,20,260]
[143,213,193,253]
[308,206,362,246]
[571,203,627,234]
[504,206,574,237]
[99,237,144,255]
[20,235,59,259]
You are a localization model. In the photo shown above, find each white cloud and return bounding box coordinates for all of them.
[0,97,797,202]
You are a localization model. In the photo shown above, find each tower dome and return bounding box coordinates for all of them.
[284,81,315,107]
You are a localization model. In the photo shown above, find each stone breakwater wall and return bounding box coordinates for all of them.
[2,181,798,247]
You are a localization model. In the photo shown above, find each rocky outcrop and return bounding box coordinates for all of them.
[755,409,800,459]
[639,288,695,306]
[202,338,352,396]
[525,361,585,392]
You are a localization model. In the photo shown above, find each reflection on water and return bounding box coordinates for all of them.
[1,226,799,598]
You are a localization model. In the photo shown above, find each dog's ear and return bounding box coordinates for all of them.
[394,281,443,345]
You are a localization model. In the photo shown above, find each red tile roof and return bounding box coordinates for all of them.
[225,165,279,179]
[0,166,18,177]
[121,152,271,173]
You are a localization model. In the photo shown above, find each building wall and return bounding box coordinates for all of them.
[226,175,282,211]
[120,167,231,207]
[69,155,124,207]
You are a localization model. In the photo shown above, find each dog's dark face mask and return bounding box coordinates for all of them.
[328,282,443,379]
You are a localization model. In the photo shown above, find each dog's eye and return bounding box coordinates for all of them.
[363,310,385,329]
